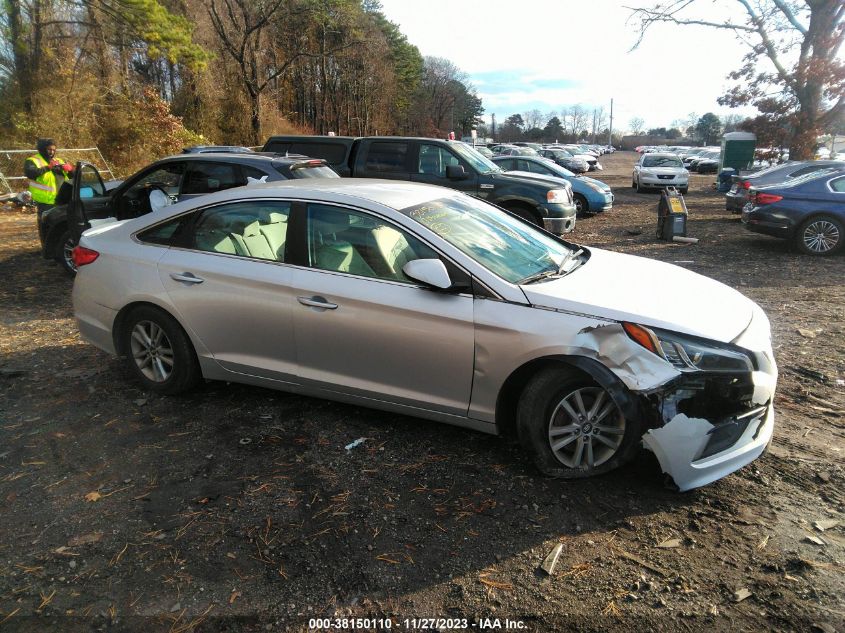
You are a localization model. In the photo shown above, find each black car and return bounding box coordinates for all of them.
[181,145,256,154]
[726,160,845,212]
[39,153,338,274]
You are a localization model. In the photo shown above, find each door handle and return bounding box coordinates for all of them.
[297,296,338,310]
[170,272,204,284]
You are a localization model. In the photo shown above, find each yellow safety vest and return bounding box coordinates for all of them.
[27,154,70,205]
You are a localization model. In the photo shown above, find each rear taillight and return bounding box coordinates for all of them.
[755,192,783,205]
[72,246,99,267]
[741,181,751,189]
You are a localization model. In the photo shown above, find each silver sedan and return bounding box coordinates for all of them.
[72,179,777,490]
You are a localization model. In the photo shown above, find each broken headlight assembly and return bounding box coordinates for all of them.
[622,323,754,373]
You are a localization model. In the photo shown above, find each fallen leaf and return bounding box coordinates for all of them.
[813,520,839,532]
[797,328,817,339]
[657,538,682,549]
[732,588,752,603]
[84,491,102,502]
[68,532,103,546]
[804,535,827,546]
[229,590,240,604]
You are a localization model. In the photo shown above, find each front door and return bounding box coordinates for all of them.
[67,162,108,242]
[410,143,480,195]
[290,202,475,415]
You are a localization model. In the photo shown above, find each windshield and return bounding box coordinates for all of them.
[450,142,501,174]
[538,159,575,178]
[401,195,576,284]
[643,156,683,168]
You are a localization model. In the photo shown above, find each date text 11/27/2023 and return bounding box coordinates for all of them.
[308,617,528,630]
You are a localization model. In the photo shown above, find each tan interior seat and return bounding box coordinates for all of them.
[370,225,415,279]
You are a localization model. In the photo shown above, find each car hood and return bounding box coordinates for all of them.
[493,171,569,191]
[577,175,610,191]
[520,247,754,343]
[640,167,686,175]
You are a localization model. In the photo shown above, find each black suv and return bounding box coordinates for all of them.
[39,153,337,274]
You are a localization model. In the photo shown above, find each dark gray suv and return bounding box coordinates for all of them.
[39,153,338,274]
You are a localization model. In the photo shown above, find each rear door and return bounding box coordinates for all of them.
[352,140,413,180]
[156,199,299,384]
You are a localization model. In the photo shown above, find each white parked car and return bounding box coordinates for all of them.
[72,180,776,491]
[633,153,690,193]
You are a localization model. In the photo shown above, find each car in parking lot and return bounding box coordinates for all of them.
[39,153,337,274]
[492,155,613,214]
[538,148,589,174]
[632,153,689,193]
[726,160,845,212]
[742,169,845,255]
[72,179,777,491]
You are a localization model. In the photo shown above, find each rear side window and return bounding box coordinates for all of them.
[183,162,245,194]
[137,217,185,245]
[191,201,292,261]
[289,143,348,165]
[830,177,845,192]
[365,142,409,173]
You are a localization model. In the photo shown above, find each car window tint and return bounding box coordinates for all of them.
[137,217,184,245]
[306,203,437,282]
[118,163,185,219]
[365,142,408,173]
[418,144,460,177]
[289,142,347,164]
[830,177,845,193]
[242,165,271,183]
[183,162,245,194]
[516,159,532,172]
[526,161,549,174]
[191,201,291,261]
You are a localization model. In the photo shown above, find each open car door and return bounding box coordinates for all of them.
[68,161,109,242]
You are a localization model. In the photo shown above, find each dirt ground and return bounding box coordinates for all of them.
[1,151,843,633]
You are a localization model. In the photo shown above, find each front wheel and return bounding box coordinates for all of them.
[795,215,843,256]
[573,193,588,216]
[635,177,644,193]
[56,229,77,276]
[505,205,541,227]
[121,306,201,394]
[517,367,641,479]
[679,186,688,195]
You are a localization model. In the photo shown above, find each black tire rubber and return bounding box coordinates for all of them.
[680,187,688,195]
[516,367,642,479]
[573,193,588,216]
[795,214,843,256]
[55,229,77,276]
[635,178,644,193]
[506,205,542,227]
[121,305,201,395]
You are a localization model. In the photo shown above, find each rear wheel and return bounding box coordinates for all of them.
[635,177,644,193]
[56,229,77,276]
[121,306,201,394]
[517,367,641,479]
[795,215,843,256]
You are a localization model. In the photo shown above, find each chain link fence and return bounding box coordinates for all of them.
[0,147,118,194]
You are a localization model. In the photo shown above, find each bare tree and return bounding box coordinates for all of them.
[523,108,545,130]
[629,116,645,135]
[629,1,845,159]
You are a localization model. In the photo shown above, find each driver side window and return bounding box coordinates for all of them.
[117,163,185,220]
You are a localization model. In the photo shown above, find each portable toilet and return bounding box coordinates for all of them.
[720,132,756,172]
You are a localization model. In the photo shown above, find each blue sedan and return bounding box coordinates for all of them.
[742,169,845,255]
[492,155,613,215]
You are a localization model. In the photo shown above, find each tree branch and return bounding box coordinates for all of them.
[770,0,807,35]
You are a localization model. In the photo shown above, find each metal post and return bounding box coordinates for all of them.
[608,98,614,147]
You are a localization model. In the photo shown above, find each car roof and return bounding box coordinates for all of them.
[154,153,321,166]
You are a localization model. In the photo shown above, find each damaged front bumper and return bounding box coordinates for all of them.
[637,308,778,491]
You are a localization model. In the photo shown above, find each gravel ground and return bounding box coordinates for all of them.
[0,151,843,632]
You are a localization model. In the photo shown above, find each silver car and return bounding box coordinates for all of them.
[633,153,690,193]
[72,180,777,491]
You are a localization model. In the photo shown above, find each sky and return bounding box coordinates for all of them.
[377,0,763,134]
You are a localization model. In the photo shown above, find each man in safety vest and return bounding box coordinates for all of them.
[24,138,74,217]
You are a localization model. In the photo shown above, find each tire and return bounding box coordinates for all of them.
[516,367,641,479]
[635,177,644,193]
[121,306,201,394]
[55,229,77,276]
[795,215,843,256]
[573,193,588,216]
[506,205,541,227]
[680,186,688,195]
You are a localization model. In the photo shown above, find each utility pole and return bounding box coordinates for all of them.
[608,98,614,147]
[491,113,497,142]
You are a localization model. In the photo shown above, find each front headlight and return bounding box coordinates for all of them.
[622,323,753,373]
[547,188,569,203]
[584,181,604,193]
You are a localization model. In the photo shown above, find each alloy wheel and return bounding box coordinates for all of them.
[547,387,625,469]
[130,320,175,383]
[802,219,840,254]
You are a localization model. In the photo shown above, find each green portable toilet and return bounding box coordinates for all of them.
[720,132,756,171]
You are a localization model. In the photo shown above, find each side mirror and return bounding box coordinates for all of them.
[403,259,452,290]
[446,164,467,180]
[79,186,95,199]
